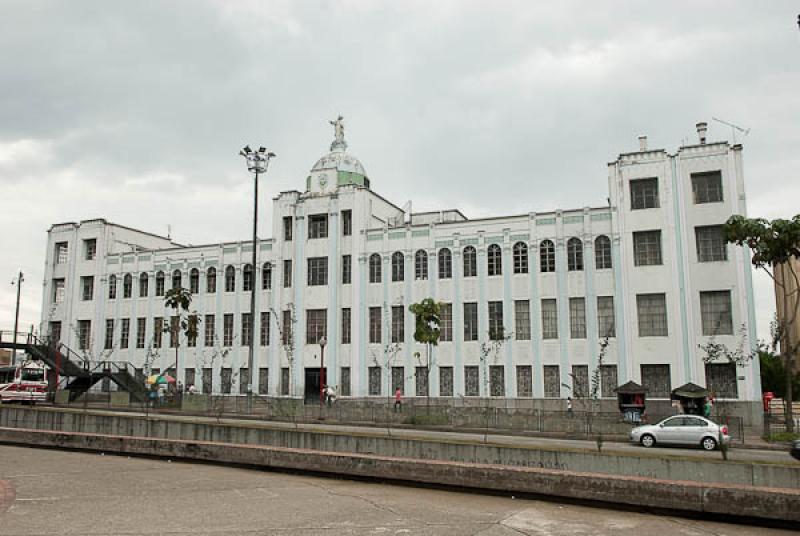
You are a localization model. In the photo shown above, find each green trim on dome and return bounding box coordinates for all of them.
[337,170,368,187]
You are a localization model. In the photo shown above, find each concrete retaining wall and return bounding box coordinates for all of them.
[1,426,797,523]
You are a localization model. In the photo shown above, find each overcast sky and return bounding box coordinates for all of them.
[1,1,798,343]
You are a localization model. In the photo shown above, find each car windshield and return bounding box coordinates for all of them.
[21,369,45,382]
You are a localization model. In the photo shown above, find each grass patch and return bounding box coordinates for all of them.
[764,432,800,442]
[404,414,449,426]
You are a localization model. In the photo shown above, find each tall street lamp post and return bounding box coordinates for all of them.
[239,146,276,403]
[12,271,24,366]
[319,336,327,407]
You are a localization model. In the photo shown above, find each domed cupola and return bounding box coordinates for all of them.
[307,116,370,193]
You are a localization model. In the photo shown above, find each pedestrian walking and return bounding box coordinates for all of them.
[394,387,402,412]
[566,396,573,415]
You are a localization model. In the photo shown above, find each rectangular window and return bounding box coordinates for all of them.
[49,321,62,344]
[464,366,479,396]
[637,293,668,336]
[308,214,328,239]
[463,302,478,341]
[695,225,727,262]
[571,364,589,397]
[185,369,196,391]
[340,367,351,396]
[341,308,351,344]
[104,319,114,350]
[391,306,404,343]
[204,314,215,347]
[84,238,97,261]
[108,277,117,300]
[392,366,404,393]
[202,368,212,394]
[700,290,733,335]
[439,303,452,342]
[368,366,381,396]
[120,318,130,349]
[170,316,179,348]
[239,368,250,395]
[415,366,428,396]
[81,276,94,301]
[342,209,352,236]
[630,177,659,210]
[439,366,454,397]
[369,307,382,344]
[705,363,738,398]
[541,299,558,339]
[262,264,272,290]
[514,300,531,340]
[633,230,662,266]
[342,255,352,284]
[241,313,252,347]
[260,312,270,346]
[307,257,328,286]
[569,298,586,339]
[259,368,269,395]
[306,309,327,344]
[516,365,532,397]
[283,216,293,241]
[490,365,505,396]
[282,310,292,345]
[281,367,290,395]
[221,368,232,394]
[78,320,91,351]
[153,317,163,348]
[600,365,618,398]
[187,315,197,347]
[223,314,234,346]
[488,301,504,340]
[692,171,723,204]
[53,279,65,304]
[136,318,146,349]
[544,365,560,397]
[55,242,68,264]
[641,364,671,398]
[283,259,292,288]
[597,296,616,337]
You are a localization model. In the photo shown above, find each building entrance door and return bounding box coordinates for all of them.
[304,367,326,403]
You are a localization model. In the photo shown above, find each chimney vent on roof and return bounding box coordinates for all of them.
[638,135,648,152]
[696,122,708,145]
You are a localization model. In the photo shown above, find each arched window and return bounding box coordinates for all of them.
[414,250,428,280]
[243,264,254,291]
[595,235,612,269]
[513,242,528,274]
[567,237,584,271]
[391,252,404,282]
[540,240,555,273]
[463,246,477,277]
[108,274,117,300]
[172,269,182,290]
[487,244,502,276]
[189,268,199,294]
[438,248,452,279]
[369,254,382,283]
[155,271,165,297]
[123,273,133,298]
[262,262,272,290]
[206,267,217,293]
[139,272,149,297]
[225,265,236,292]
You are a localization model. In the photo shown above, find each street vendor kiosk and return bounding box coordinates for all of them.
[615,381,647,423]
[671,382,709,416]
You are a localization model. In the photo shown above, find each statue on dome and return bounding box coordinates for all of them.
[330,115,345,143]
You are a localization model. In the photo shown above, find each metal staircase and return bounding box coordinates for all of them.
[0,331,148,403]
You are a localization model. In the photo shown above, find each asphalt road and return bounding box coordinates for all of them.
[0,445,794,535]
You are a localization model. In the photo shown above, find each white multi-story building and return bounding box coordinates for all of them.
[39,120,760,410]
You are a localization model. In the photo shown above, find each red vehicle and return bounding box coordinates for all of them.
[0,361,48,403]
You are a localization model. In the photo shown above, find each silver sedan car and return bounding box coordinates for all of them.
[630,415,730,451]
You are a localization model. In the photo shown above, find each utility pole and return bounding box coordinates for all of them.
[12,271,24,366]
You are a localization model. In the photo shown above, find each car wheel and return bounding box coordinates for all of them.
[701,437,717,451]
[640,434,656,448]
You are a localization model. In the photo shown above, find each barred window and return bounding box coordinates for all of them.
[170,315,179,348]
[260,312,270,346]
[439,303,452,342]
[597,296,616,337]
[369,254,382,283]
[241,313,252,347]
[368,366,381,396]
[490,365,505,396]
[487,244,502,276]
[55,242,68,264]
[488,301,504,340]
[306,309,327,344]
[223,314,234,346]
[258,368,269,395]
[464,366,479,396]
[307,257,328,286]
[308,213,328,239]
[53,279,65,303]
[262,263,272,290]
[540,240,555,273]
[283,216,293,241]
[571,365,589,397]
[189,268,199,294]
[139,272,149,297]
[281,310,292,346]
[415,367,428,396]
[705,363,738,398]
[84,238,97,260]
[641,364,671,398]
[569,298,586,339]
[153,317,163,348]
[692,171,723,204]
[242,264,253,292]
[544,365,560,397]
[516,365,533,397]
[630,177,659,209]
[341,308,351,344]
[463,246,477,277]
[136,318,146,349]
[78,320,91,350]
[206,267,216,293]
[700,290,733,335]
[439,367,454,397]
[123,274,133,298]
[514,300,531,340]
[567,238,583,271]
[155,271,165,296]
[513,242,528,274]
[600,365,618,398]
[82,276,94,301]
[120,318,130,349]
[108,275,117,300]
[369,307,382,344]
[224,265,236,292]
[595,235,612,269]
[342,209,352,236]
[204,314,215,347]
[342,255,351,284]
[391,305,404,343]
[633,230,662,266]
[221,368,232,394]
[415,250,428,280]
[283,259,292,288]
[438,248,452,279]
[172,269,182,290]
[695,225,727,262]
[463,302,478,341]
[340,367,351,396]
[391,251,404,282]
[637,293,668,336]
[239,368,250,395]
[104,319,114,350]
[281,367,290,395]
[392,367,404,393]
[541,299,558,339]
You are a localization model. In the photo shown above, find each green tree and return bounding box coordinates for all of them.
[725,214,800,432]
[409,298,441,412]
[164,287,199,385]
[759,348,800,399]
